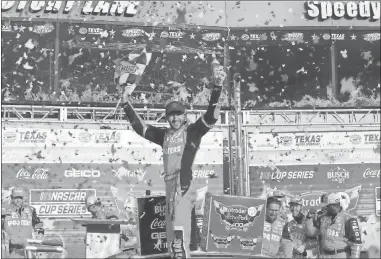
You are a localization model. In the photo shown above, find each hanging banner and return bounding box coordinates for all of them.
[248,131,380,151]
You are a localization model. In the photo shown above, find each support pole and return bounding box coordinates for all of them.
[53,21,60,102]
[330,41,337,98]
[224,44,236,196]
[233,74,244,196]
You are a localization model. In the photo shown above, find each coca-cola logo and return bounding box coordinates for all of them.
[16,168,49,180]
[150,218,166,230]
[363,168,380,179]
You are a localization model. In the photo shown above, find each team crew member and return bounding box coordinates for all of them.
[260,197,293,258]
[306,193,362,259]
[287,196,319,259]
[1,187,42,258]
[122,56,226,258]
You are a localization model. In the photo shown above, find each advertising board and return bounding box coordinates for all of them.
[248,131,380,151]
[29,189,96,218]
[201,194,266,256]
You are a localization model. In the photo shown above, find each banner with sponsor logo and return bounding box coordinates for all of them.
[201,194,266,256]
[248,149,380,165]
[250,163,380,185]
[29,189,96,218]
[248,131,380,151]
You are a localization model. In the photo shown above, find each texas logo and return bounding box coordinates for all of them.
[213,201,264,232]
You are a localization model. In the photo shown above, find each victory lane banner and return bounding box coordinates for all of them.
[201,194,266,256]
[29,189,96,218]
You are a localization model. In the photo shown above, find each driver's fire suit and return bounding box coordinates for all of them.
[262,216,293,258]
[2,203,41,258]
[123,85,222,258]
[287,214,319,258]
[306,210,362,259]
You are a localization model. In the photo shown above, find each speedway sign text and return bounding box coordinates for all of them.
[1,1,139,16]
[306,1,380,20]
[29,189,96,217]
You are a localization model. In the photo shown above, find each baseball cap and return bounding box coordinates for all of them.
[85,195,100,208]
[326,193,343,205]
[289,196,303,206]
[165,101,185,116]
[11,187,25,198]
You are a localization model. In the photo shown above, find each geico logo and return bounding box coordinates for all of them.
[193,170,215,178]
[151,232,166,239]
[260,171,314,180]
[8,220,31,226]
[64,169,101,178]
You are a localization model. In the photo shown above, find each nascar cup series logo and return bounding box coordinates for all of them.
[210,234,234,249]
[213,201,263,232]
[237,236,259,250]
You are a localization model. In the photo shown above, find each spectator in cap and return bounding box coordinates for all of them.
[1,187,42,258]
[306,193,362,259]
[287,196,319,259]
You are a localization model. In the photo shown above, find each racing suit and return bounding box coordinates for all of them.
[123,85,222,258]
[287,214,319,258]
[262,217,293,258]
[2,204,41,258]
[306,210,362,259]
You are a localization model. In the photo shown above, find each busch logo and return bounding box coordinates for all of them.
[16,168,49,180]
[154,204,166,216]
[363,168,380,179]
[327,167,349,184]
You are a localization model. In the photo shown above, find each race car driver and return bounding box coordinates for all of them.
[122,55,226,258]
[287,196,319,258]
[305,192,362,259]
[260,196,293,258]
[2,187,43,258]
